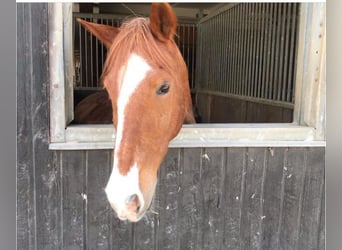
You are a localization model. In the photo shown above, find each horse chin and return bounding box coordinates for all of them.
[109,202,145,222]
[116,210,144,222]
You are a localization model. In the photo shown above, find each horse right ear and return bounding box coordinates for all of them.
[77,18,119,48]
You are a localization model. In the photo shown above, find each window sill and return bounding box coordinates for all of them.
[49,123,325,150]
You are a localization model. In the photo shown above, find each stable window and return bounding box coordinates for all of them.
[49,2,325,150]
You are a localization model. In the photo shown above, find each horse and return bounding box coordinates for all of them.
[77,3,195,222]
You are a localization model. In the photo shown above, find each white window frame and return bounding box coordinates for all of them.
[48,3,326,150]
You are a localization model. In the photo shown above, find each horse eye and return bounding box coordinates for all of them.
[156,82,170,95]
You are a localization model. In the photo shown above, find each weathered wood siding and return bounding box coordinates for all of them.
[196,92,293,123]
[17,3,325,250]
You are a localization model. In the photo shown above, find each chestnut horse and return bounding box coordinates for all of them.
[77,3,195,222]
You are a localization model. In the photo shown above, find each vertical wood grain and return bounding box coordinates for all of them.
[87,150,112,249]
[279,148,306,249]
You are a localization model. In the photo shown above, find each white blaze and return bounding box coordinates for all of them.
[115,53,152,147]
[105,53,151,218]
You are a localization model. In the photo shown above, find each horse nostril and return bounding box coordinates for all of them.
[125,194,141,213]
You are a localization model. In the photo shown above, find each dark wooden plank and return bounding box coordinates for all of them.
[279,148,306,249]
[86,150,112,249]
[260,148,286,249]
[210,95,246,123]
[62,151,86,249]
[178,148,202,249]
[110,218,134,250]
[198,148,226,249]
[35,150,62,250]
[282,107,293,122]
[17,3,36,250]
[246,102,284,123]
[29,3,62,249]
[222,148,246,250]
[195,93,211,122]
[132,213,158,250]
[240,148,266,250]
[318,179,325,250]
[297,148,325,250]
[156,149,181,249]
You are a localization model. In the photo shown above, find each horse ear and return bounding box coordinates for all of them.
[149,3,177,42]
[77,18,119,48]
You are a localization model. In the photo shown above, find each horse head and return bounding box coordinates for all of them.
[78,3,195,222]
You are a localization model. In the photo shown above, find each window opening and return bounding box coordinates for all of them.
[71,3,300,125]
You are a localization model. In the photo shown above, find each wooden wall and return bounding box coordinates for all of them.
[196,92,293,123]
[17,3,325,250]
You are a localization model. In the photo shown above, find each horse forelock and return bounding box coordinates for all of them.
[101,17,185,92]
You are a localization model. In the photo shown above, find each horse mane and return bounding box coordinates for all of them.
[101,17,185,91]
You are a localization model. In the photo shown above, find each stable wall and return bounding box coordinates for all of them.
[17,3,325,250]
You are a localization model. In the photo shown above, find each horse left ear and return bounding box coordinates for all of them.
[149,3,177,42]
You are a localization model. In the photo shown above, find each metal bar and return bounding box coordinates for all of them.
[261,3,270,99]
[254,3,262,98]
[208,21,213,91]
[186,25,190,88]
[227,9,233,94]
[240,3,248,97]
[236,4,243,96]
[246,3,254,96]
[287,4,299,103]
[100,18,104,77]
[182,24,185,69]
[220,12,226,94]
[191,24,195,90]
[273,3,283,101]
[201,22,206,90]
[281,3,291,102]
[196,24,202,89]
[250,3,258,98]
[216,15,220,92]
[203,22,209,90]
[218,13,223,93]
[84,18,88,87]
[73,12,129,20]
[232,5,239,95]
[257,3,266,99]
[212,19,216,91]
[223,11,229,94]
[90,17,94,87]
[210,20,214,91]
[95,19,99,85]
[78,18,83,87]
[277,3,287,102]
[201,23,206,90]
[268,4,276,100]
